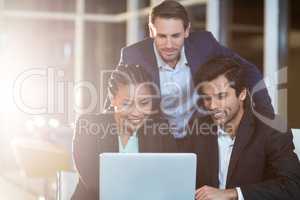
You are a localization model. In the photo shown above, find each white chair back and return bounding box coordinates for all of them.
[292,129,300,160]
[57,171,78,200]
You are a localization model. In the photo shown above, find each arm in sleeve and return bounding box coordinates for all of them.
[240,130,300,199]
[207,32,274,116]
[72,115,99,197]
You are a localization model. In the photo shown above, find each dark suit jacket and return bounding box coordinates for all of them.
[119,31,273,116]
[192,105,300,199]
[71,113,174,200]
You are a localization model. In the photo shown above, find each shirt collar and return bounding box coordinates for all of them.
[218,126,228,136]
[153,42,188,70]
[217,126,235,141]
[131,131,138,138]
[117,130,138,138]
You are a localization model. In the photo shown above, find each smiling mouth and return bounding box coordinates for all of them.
[128,118,143,124]
[163,52,175,56]
[162,49,177,53]
[212,111,226,120]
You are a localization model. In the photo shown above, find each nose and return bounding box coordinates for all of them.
[166,37,172,48]
[207,98,218,111]
[130,104,142,117]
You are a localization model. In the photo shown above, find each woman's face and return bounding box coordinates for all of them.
[111,83,153,132]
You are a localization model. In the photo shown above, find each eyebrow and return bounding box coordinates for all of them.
[201,91,227,97]
[156,32,181,37]
[200,93,211,99]
[157,33,166,37]
[171,33,181,37]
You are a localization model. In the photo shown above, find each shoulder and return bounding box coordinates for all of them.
[188,31,214,38]
[185,31,221,59]
[122,38,153,54]
[253,111,286,134]
[74,113,116,138]
[187,31,216,43]
[76,113,114,126]
[252,112,294,148]
[120,38,154,64]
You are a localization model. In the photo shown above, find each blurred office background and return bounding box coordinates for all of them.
[0,0,300,199]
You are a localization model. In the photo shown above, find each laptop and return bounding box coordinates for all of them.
[99,153,197,200]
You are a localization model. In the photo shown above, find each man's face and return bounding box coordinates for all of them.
[200,75,246,126]
[149,17,190,66]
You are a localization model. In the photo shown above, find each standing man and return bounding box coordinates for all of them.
[193,57,300,200]
[119,0,272,138]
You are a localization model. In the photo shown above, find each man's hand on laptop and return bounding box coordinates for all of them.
[195,185,238,200]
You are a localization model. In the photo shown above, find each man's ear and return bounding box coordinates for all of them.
[239,88,247,101]
[184,22,191,38]
[148,23,154,38]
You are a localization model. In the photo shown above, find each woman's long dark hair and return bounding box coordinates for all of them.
[107,64,156,107]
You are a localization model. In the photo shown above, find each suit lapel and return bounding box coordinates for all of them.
[195,116,219,187]
[226,108,255,186]
[111,134,119,152]
[137,122,157,153]
[140,39,161,110]
[184,37,198,77]
[106,115,119,153]
[208,134,220,187]
[141,38,160,89]
[97,126,118,153]
[138,126,146,152]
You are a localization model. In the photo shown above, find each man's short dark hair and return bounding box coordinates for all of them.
[195,57,247,96]
[149,0,190,30]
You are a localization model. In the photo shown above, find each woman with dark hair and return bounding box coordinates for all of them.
[71,64,169,200]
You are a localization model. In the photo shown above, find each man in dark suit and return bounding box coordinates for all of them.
[119,0,273,138]
[192,57,300,200]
